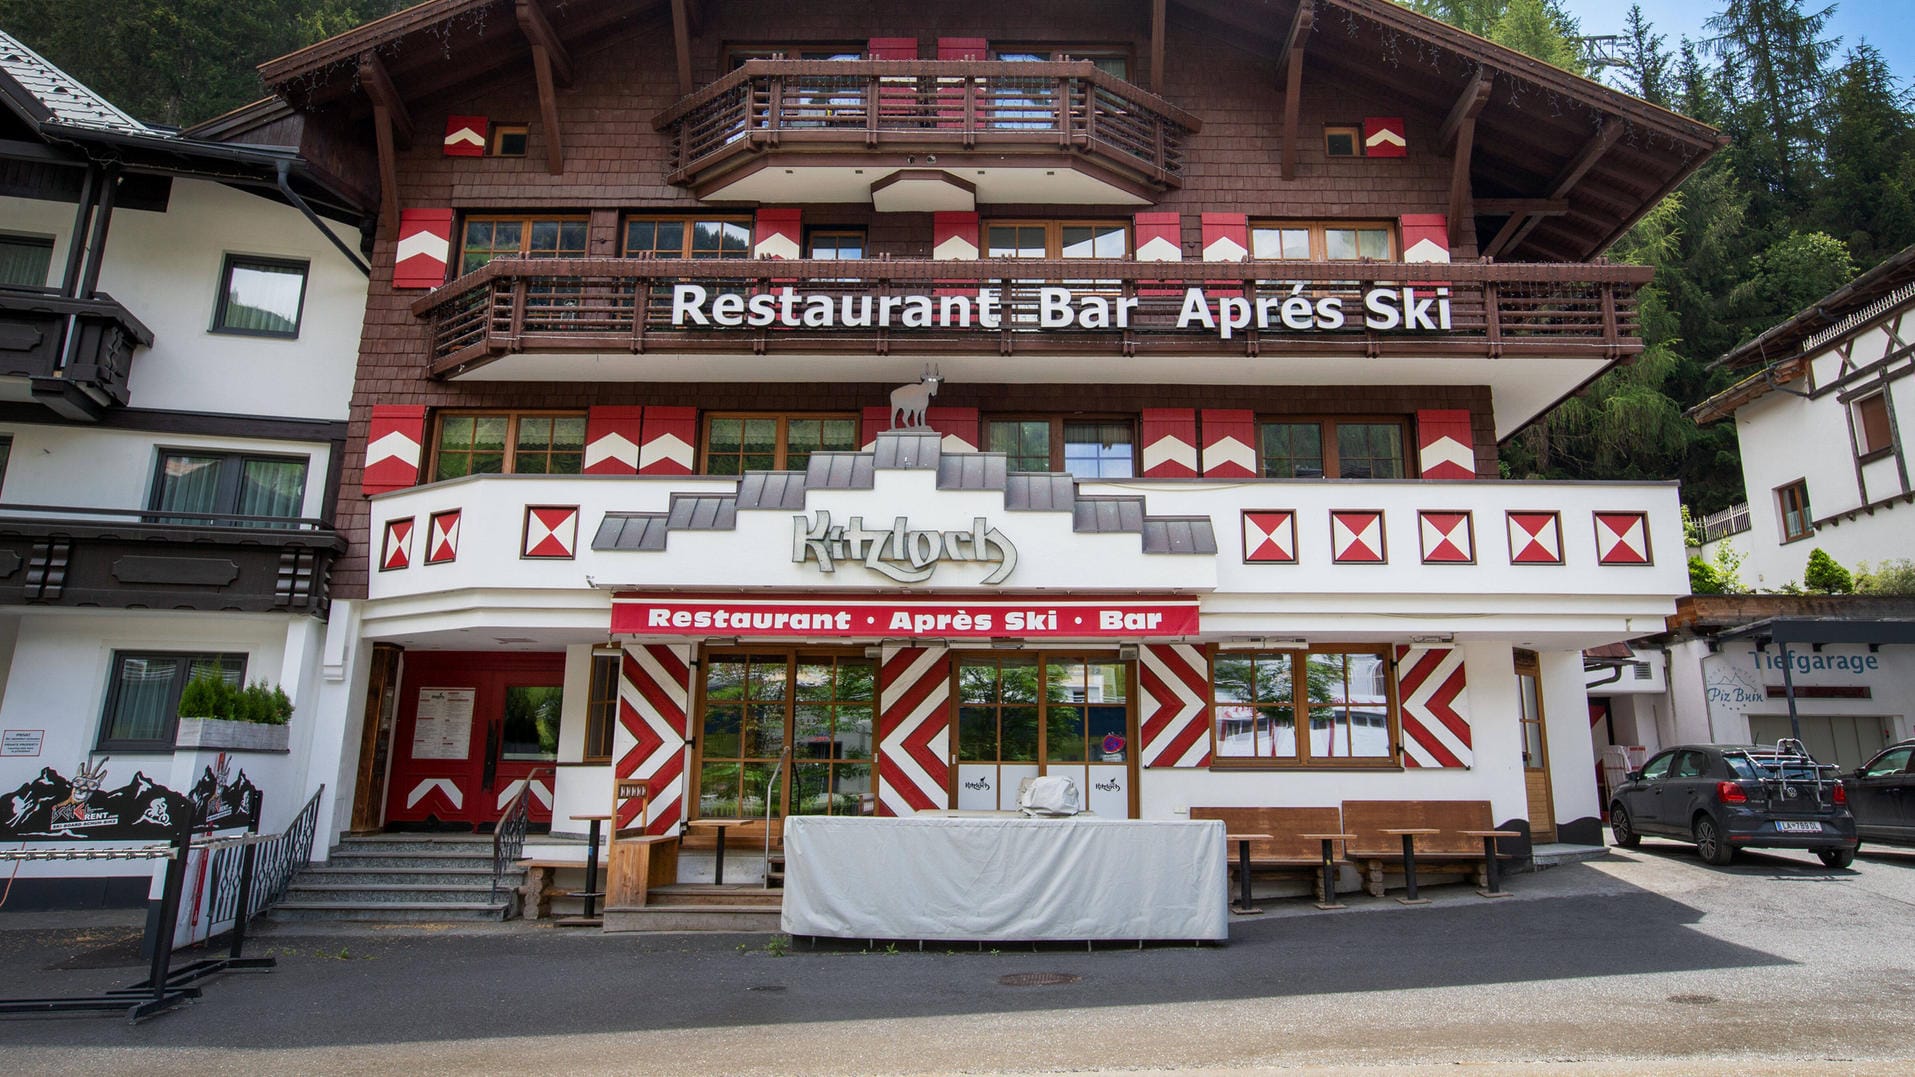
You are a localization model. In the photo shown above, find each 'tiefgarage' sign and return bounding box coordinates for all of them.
[670,284,1453,341]
[609,594,1201,639]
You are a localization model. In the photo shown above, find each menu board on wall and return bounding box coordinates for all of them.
[410,687,475,760]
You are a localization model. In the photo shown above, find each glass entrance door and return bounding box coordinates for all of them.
[955,653,1135,816]
[695,652,876,824]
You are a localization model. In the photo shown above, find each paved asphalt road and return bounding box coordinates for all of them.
[5,837,1915,1074]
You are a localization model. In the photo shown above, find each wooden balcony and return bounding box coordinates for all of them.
[411,257,1651,378]
[652,60,1201,202]
[0,289,153,421]
[0,506,343,615]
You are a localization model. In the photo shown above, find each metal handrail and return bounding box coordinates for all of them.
[490,767,554,903]
[0,502,339,532]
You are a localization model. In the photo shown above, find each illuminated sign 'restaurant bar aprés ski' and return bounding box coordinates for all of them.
[610,594,1201,639]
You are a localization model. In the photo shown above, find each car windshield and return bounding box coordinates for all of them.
[1725,755,1823,781]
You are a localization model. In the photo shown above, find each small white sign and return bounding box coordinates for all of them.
[410,688,475,761]
[1,729,44,757]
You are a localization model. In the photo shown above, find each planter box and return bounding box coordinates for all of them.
[176,716,289,752]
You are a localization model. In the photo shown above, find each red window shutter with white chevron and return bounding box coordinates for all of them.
[1141,409,1198,478]
[1133,212,1182,262]
[393,208,454,289]
[866,37,918,60]
[1200,409,1256,478]
[1399,213,1450,264]
[1416,409,1476,479]
[584,406,645,475]
[443,115,488,157]
[925,407,978,451]
[1200,213,1248,262]
[364,405,427,495]
[637,407,697,475]
[752,208,802,260]
[1395,646,1472,768]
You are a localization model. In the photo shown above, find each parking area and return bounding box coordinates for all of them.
[5,836,1915,1074]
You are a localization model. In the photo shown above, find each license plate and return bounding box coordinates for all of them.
[1775,821,1822,834]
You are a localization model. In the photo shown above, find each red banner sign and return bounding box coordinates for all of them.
[611,593,1201,640]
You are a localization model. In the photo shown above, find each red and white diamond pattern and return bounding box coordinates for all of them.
[1140,644,1210,768]
[1331,510,1386,563]
[1418,510,1473,563]
[1595,512,1651,565]
[426,509,460,564]
[615,643,692,834]
[523,506,578,559]
[876,644,951,817]
[1395,646,1472,768]
[1242,510,1297,563]
[380,518,413,571]
[1507,511,1563,564]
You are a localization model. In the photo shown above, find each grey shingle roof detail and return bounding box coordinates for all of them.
[937,452,1008,491]
[736,471,807,510]
[871,430,942,469]
[1142,518,1219,554]
[667,495,738,530]
[806,452,876,490]
[1004,473,1077,511]
[1074,497,1147,533]
[593,513,670,551]
[0,31,151,135]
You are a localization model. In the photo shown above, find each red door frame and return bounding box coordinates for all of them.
[384,651,564,829]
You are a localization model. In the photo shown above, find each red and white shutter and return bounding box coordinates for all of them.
[1416,409,1476,479]
[933,211,980,261]
[869,37,918,122]
[861,406,890,448]
[1140,644,1210,768]
[925,407,978,451]
[753,208,802,260]
[393,208,454,289]
[1134,212,1182,263]
[876,644,952,816]
[1363,116,1406,157]
[638,406,697,476]
[616,643,694,834]
[866,37,918,60]
[443,115,488,157]
[583,406,645,476]
[1141,408,1198,478]
[936,38,986,129]
[1200,409,1256,478]
[1400,213,1450,264]
[1395,646,1472,768]
[364,405,427,495]
[937,37,986,60]
[1201,213,1248,262]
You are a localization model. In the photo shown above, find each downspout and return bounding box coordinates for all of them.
[276,159,370,277]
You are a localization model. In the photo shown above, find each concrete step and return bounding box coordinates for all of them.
[295,866,495,887]
[647,884,784,908]
[267,901,510,923]
[332,836,496,854]
[284,882,504,904]
[321,850,497,869]
[602,904,782,933]
[1531,842,1611,868]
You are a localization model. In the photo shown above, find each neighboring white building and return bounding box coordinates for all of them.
[0,35,369,908]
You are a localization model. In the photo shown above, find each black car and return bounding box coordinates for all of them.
[1843,740,1915,846]
[1609,743,1858,867]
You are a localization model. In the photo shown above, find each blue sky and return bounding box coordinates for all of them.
[1558,1,1913,81]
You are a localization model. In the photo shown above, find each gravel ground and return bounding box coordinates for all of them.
[4,837,1915,1074]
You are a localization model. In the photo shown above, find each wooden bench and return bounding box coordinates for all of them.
[1190,807,1349,903]
[516,857,588,920]
[1340,800,1512,900]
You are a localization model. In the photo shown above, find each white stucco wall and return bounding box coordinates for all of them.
[0,422,335,517]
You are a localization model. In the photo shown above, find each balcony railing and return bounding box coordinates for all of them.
[0,289,153,420]
[411,257,1651,376]
[652,60,1201,190]
[0,505,343,615]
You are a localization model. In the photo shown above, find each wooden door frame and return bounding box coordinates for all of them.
[350,643,403,832]
[945,649,1141,818]
[1515,649,1556,841]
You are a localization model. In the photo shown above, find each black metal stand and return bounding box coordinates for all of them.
[1477,835,1512,898]
[1315,838,1344,910]
[1230,839,1260,915]
[1397,833,1430,906]
[123,823,279,991]
[580,818,603,919]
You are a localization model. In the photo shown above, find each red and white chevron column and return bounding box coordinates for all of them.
[615,643,693,834]
[1140,644,1210,768]
[1395,646,1473,768]
[876,644,951,816]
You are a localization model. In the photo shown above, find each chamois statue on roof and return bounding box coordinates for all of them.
[889,367,942,429]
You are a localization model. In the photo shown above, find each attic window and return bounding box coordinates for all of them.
[1324,126,1360,157]
[491,125,528,157]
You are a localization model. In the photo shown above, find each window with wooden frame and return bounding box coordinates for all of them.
[985,220,1129,260]
[1777,479,1814,543]
[986,417,1136,478]
[1256,418,1409,479]
[458,215,587,274]
[583,650,619,763]
[622,216,753,260]
[490,124,529,157]
[430,411,588,480]
[1251,220,1395,261]
[726,44,865,68]
[1323,125,1361,157]
[1853,392,1894,458]
[991,45,1132,80]
[1211,646,1397,767]
[696,650,876,821]
[703,414,860,476]
[806,229,866,260]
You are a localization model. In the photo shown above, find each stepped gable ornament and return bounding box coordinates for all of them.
[890,368,942,429]
[0,758,195,841]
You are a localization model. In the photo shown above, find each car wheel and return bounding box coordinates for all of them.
[1610,805,1641,848]
[1818,847,1856,869]
[1695,815,1734,865]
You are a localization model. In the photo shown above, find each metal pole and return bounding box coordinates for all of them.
[230,818,262,960]
[1777,640,1803,742]
[146,818,193,1002]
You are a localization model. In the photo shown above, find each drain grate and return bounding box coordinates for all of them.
[1667,993,1718,1005]
[747,985,787,992]
[999,972,1082,987]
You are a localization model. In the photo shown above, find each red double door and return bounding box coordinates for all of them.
[384,652,563,829]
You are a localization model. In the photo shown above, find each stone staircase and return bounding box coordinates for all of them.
[269,833,512,923]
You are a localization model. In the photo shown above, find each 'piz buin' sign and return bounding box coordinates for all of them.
[795,511,1017,584]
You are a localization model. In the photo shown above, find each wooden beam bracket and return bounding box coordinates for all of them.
[516,0,574,87]
[1442,68,1493,246]
[357,50,414,150]
[1277,0,1315,182]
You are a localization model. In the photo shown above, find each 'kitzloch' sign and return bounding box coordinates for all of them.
[610,594,1201,640]
[794,511,1016,584]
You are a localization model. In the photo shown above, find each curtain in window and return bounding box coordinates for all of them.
[237,459,306,520]
[155,454,223,520]
[220,262,305,334]
[107,656,183,744]
[0,237,52,288]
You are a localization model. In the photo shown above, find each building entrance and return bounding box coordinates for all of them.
[954,653,1136,817]
[693,650,877,824]
[383,652,562,829]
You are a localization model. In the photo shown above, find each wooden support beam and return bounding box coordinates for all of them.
[357,50,413,151]
[1483,210,1531,259]
[1473,198,1569,216]
[1276,0,1314,181]
[531,44,564,174]
[1150,0,1166,94]
[1438,67,1493,150]
[1547,120,1623,198]
[373,104,399,239]
[671,0,694,97]
[516,0,573,87]
[1443,70,1492,247]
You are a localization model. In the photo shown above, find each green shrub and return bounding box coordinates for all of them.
[177,674,292,725]
[1856,559,1915,595]
[1689,556,1725,594]
[1803,548,1854,594]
